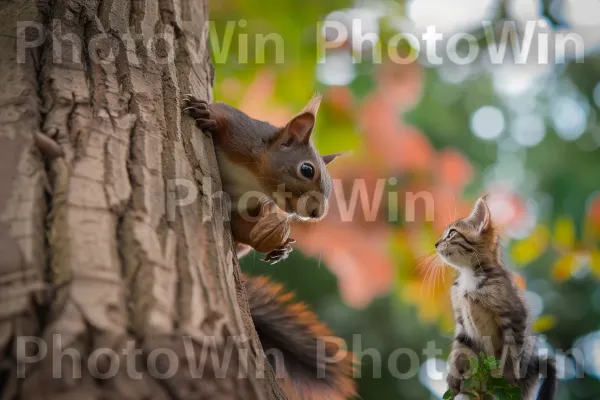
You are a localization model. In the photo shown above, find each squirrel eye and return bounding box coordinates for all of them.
[298,162,315,180]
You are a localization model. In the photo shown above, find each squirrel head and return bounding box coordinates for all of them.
[261,93,342,220]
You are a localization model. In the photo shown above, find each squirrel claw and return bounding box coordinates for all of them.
[182,94,205,104]
[260,239,294,264]
[182,95,217,132]
[182,94,209,110]
[261,250,290,264]
[261,247,292,264]
[184,106,210,118]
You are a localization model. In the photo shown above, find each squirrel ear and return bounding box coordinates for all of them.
[275,93,322,147]
[468,196,491,233]
[322,152,348,165]
[300,92,323,116]
[281,112,315,145]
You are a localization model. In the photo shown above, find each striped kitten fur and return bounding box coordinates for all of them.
[435,197,557,400]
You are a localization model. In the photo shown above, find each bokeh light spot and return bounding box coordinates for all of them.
[593,82,600,108]
[551,96,588,141]
[470,106,505,140]
[511,113,546,147]
[316,52,356,86]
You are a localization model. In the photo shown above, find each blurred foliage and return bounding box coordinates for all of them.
[210,0,600,399]
[443,354,520,400]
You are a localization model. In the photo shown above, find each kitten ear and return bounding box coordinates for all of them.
[469,196,491,233]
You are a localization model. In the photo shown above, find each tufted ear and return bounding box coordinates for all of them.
[300,92,322,116]
[281,112,315,145]
[468,196,491,233]
[275,93,322,147]
[322,152,344,165]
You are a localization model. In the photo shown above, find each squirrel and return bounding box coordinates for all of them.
[244,274,356,400]
[182,95,355,398]
[182,93,342,264]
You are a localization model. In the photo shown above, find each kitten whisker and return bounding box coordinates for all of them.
[417,253,438,271]
[415,249,437,259]
[420,261,434,295]
[441,260,447,288]
[435,261,442,298]
[452,195,457,221]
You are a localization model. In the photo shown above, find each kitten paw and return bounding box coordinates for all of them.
[503,335,517,345]
[446,375,462,395]
[455,394,471,400]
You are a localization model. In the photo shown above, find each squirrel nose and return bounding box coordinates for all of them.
[306,203,321,219]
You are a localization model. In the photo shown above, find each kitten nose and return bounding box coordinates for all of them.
[434,240,440,248]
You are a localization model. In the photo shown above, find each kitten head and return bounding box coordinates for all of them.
[435,197,499,270]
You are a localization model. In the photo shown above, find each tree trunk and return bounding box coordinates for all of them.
[0,0,285,398]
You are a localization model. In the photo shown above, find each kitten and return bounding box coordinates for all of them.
[435,197,557,400]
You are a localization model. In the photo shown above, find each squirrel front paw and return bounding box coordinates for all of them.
[261,238,295,264]
[182,94,217,132]
[244,208,294,264]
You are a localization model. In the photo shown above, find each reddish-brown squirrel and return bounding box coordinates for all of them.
[183,95,356,399]
[244,275,356,400]
[183,93,342,263]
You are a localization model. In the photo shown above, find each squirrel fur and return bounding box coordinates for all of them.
[183,93,342,264]
[244,275,356,400]
[183,95,355,397]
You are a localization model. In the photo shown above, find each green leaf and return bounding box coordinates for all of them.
[469,356,480,369]
[442,389,454,399]
[483,355,500,370]
[348,72,376,100]
[464,376,480,389]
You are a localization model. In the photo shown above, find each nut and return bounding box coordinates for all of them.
[249,212,291,253]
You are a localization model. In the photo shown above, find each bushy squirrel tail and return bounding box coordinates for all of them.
[244,275,357,400]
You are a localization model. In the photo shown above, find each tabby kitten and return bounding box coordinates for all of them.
[435,197,557,400]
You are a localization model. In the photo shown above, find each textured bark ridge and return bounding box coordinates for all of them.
[0,0,285,398]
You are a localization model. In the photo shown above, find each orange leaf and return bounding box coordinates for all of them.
[437,149,473,191]
[293,222,394,308]
[375,62,422,109]
[587,192,600,224]
[326,86,354,114]
[551,253,579,281]
[359,94,433,172]
[585,192,600,241]
[512,271,527,290]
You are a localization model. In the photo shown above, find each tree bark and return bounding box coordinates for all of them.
[0,0,285,398]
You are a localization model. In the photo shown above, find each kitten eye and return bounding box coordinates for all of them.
[447,229,457,239]
[298,162,315,180]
